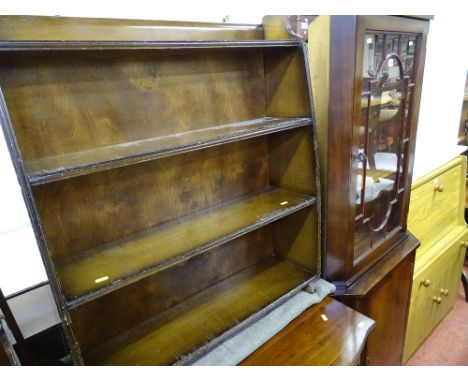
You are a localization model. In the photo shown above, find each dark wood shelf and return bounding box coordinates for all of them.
[0,40,301,51]
[84,257,315,366]
[27,117,312,185]
[58,187,316,307]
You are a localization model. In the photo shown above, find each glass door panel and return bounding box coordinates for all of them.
[354,32,419,262]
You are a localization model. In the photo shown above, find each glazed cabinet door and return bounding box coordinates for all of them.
[353,29,421,268]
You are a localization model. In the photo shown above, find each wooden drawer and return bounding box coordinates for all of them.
[408,158,465,256]
[403,230,467,362]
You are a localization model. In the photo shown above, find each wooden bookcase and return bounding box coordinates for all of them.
[0,17,320,365]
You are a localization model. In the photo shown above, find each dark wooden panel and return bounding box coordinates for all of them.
[273,206,318,273]
[264,48,310,117]
[325,16,358,281]
[0,49,265,163]
[83,257,313,365]
[362,252,414,365]
[0,16,264,41]
[33,137,269,261]
[268,126,316,195]
[239,297,375,366]
[70,228,274,352]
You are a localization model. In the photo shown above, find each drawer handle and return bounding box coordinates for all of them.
[432,296,442,304]
[421,279,431,287]
[461,241,468,248]
[433,184,445,192]
[439,288,449,296]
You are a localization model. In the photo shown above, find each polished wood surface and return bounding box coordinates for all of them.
[0,17,319,365]
[403,156,468,363]
[84,258,312,365]
[0,16,264,41]
[357,252,414,365]
[321,16,357,281]
[239,297,375,366]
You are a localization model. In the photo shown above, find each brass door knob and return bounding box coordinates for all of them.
[421,279,431,287]
[434,183,445,192]
[432,296,442,304]
[439,288,449,296]
[461,241,468,248]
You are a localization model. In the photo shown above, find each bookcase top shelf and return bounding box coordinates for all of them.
[59,187,317,307]
[0,40,301,51]
[27,117,313,186]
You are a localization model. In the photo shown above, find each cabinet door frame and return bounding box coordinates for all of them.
[326,15,429,286]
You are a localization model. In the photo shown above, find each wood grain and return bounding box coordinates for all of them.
[358,253,414,365]
[403,156,468,363]
[83,257,313,365]
[264,47,310,117]
[33,138,270,262]
[27,117,312,184]
[240,297,375,366]
[0,49,265,163]
[69,228,274,352]
[408,157,466,256]
[0,16,264,41]
[57,187,315,301]
[0,16,319,365]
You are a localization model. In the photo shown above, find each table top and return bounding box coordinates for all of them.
[239,297,375,366]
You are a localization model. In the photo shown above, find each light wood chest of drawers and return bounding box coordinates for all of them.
[403,156,468,363]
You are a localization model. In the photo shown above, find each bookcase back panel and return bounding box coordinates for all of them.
[70,227,274,353]
[0,16,264,41]
[33,137,270,260]
[273,206,318,271]
[264,48,310,117]
[268,126,317,195]
[0,49,266,168]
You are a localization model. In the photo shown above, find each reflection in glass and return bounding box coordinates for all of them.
[354,32,419,260]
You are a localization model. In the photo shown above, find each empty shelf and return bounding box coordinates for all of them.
[0,40,301,51]
[57,187,316,306]
[84,257,314,365]
[27,117,312,185]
